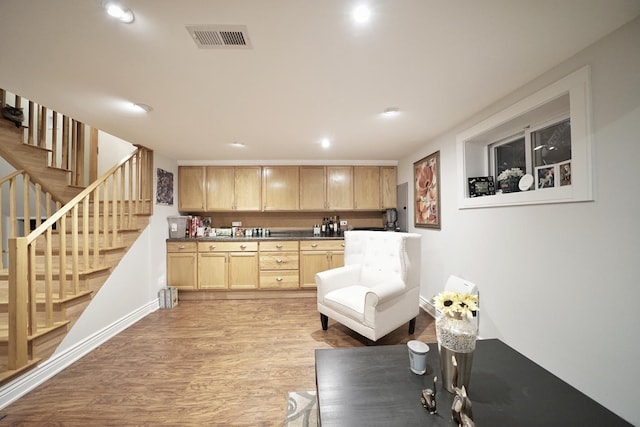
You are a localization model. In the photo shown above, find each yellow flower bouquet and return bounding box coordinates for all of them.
[433,290,478,320]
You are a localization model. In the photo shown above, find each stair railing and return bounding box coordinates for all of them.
[7,145,153,371]
[0,170,60,270]
[1,88,95,187]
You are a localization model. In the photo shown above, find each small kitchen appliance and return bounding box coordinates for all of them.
[384,208,398,231]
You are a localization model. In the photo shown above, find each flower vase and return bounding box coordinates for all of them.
[436,313,478,393]
[499,177,521,193]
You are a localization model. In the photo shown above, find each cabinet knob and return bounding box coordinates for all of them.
[178,245,185,250]
[276,258,283,264]
[276,244,283,249]
[240,244,247,249]
[341,243,345,247]
[209,245,216,250]
[311,243,318,248]
[276,277,283,282]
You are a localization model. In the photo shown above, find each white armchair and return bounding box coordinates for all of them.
[315,231,422,341]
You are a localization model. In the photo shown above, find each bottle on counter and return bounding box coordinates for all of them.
[321,218,326,235]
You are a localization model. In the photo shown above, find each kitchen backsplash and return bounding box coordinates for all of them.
[184,211,384,232]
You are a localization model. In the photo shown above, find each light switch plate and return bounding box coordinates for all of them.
[340,220,348,226]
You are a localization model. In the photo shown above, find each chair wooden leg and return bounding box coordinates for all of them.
[408,317,416,334]
[320,313,329,330]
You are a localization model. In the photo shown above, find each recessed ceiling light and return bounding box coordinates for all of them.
[382,107,400,117]
[231,141,245,148]
[352,5,371,24]
[321,138,331,149]
[132,103,153,113]
[101,1,135,23]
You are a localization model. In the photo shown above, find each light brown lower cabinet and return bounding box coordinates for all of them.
[259,241,300,289]
[299,240,345,288]
[167,242,198,290]
[196,241,259,289]
[168,239,343,291]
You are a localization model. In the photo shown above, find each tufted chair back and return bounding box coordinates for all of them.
[346,231,407,284]
[316,230,422,341]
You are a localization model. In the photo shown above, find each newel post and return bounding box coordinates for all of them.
[8,236,28,370]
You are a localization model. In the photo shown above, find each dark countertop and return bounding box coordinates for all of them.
[167,231,345,242]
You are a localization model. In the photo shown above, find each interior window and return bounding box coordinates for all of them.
[532,119,571,167]
[493,136,526,179]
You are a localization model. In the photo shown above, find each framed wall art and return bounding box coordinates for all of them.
[414,150,441,229]
[156,168,174,205]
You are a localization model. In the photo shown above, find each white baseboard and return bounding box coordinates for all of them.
[0,299,159,410]
[419,296,436,318]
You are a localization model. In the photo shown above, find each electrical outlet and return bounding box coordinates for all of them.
[340,220,348,226]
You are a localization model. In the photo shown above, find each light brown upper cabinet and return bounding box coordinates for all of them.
[205,166,234,211]
[203,166,262,211]
[354,166,381,210]
[299,166,327,210]
[178,166,206,211]
[381,166,397,209]
[326,166,354,210]
[234,166,262,211]
[262,166,299,211]
[179,164,395,212]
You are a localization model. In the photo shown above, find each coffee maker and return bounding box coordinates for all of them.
[384,208,398,231]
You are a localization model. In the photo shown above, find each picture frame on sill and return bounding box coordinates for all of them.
[535,165,556,189]
[559,161,572,186]
[468,176,495,198]
[414,150,440,229]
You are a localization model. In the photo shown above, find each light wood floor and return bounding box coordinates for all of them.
[0,298,436,426]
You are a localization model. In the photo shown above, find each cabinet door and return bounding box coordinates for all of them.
[229,252,259,288]
[205,166,235,211]
[178,166,205,211]
[380,166,397,209]
[329,251,345,269]
[326,166,353,210]
[198,252,228,289]
[299,166,326,210]
[354,166,381,210]
[263,166,299,211]
[167,252,197,290]
[299,251,332,288]
[234,166,262,211]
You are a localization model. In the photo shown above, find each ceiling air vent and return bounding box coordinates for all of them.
[186,25,252,49]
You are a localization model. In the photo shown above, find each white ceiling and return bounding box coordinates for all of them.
[1,1,639,163]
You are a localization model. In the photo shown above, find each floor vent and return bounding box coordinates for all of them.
[186,25,252,49]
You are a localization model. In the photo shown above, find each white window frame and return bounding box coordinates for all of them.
[456,66,593,208]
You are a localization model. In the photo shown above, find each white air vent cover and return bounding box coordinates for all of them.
[186,25,252,49]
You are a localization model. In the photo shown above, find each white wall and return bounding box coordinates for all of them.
[56,151,179,353]
[97,131,136,175]
[399,17,640,424]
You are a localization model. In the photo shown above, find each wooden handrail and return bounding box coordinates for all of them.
[1,88,89,188]
[26,149,141,244]
[0,170,57,270]
[7,145,154,371]
[0,169,24,185]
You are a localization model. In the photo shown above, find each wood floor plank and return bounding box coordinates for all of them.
[0,298,436,426]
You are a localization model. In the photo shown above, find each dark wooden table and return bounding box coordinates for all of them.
[315,338,630,426]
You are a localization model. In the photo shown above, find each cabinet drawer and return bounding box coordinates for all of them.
[299,240,345,251]
[259,241,299,252]
[260,252,299,270]
[167,242,197,253]
[197,241,258,252]
[259,271,300,289]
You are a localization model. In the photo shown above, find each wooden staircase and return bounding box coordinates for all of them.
[0,90,154,384]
